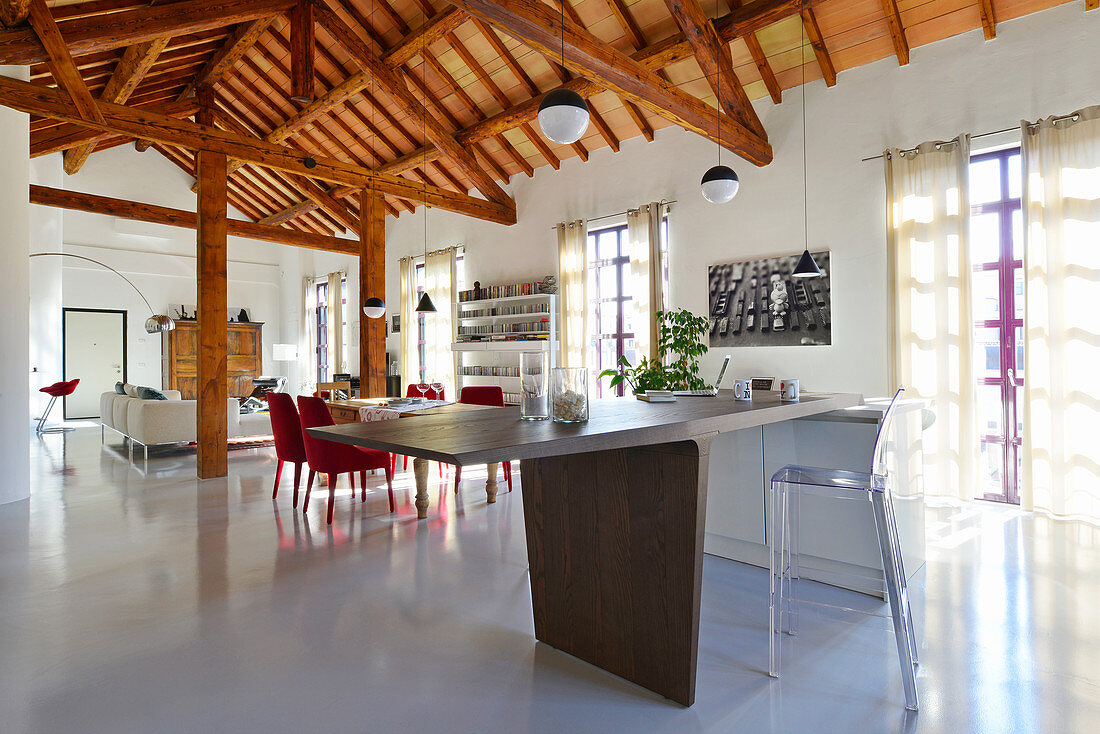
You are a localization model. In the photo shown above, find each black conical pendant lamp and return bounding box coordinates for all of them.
[792,21,822,279]
[792,249,822,278]
[415,291,436,313]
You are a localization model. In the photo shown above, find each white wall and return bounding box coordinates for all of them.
[1,65,30,505]
[29,155,63,421]
[37,146,307,393]
[383,3,1100,396]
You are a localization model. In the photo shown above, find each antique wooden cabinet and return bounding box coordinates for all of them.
[162,321,263,399]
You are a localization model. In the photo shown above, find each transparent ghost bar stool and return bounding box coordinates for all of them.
[768,387,919,711]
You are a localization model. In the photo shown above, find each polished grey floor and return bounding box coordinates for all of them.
[2,427,1098,733]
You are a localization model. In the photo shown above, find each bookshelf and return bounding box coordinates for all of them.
[452,292,556,406]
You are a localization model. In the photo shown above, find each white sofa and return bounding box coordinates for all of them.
[100,391,273,461]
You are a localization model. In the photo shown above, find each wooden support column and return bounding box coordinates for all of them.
[289,0,314,103]
[359,188,386,398]
[196,103,228,477]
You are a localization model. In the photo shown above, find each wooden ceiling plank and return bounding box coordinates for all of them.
[0,73,516,223]
[381,6,466,67]
[445,0,771,165]
[586,103,620,152]
[595,0,656,141]
[176,16,278,100]
[314,1,513,206]
[374,0,410,35]
[662,0,765,138]
[64,36,171,173]
[471,18,538,98]
[800,6,836,87]
[27,0,105,124]
[519,121,559,169]
[726,0,780,104]
[880,0,910,65]
[289,0,315,102]
[0,0,293,66]
[978,0,997,39]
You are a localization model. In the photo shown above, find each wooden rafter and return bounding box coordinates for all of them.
[880,0,910,65]
[444,0,772,164]
[64,36,170,173]
[0,0,31,28]
[289,0,315,103]
[662,0,765,138]
[801,6,836,87]
[1086,0,1098,12]
[0,73,516,223]
[977,0,997,39]
[0,0,294,66]
[27,0,104,124]
[30,98,199,156]
[177,17,277,101]
[726,0,780,104]
[30,184,358,253]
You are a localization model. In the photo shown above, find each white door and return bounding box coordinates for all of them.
[64,309,126,419]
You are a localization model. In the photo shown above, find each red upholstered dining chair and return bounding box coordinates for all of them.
[266,393,308,507]
[297,396,395,524]
[452,386,512,494]
[397,383,446,476]
[37,378,79,434]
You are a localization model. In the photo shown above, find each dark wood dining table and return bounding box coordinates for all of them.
[309,391,862,706]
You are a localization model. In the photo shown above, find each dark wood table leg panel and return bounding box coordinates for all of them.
[519,436,713,706]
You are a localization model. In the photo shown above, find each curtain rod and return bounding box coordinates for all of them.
[549,200,675,230]
[860,112,1083,162]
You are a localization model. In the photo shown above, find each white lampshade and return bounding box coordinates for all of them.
[700,165,740,204]
[538,88,590,145]
[362,297,386,318]
[272,344,298,362]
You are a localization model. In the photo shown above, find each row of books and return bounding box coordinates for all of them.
[460,303,550,318]
[458,281,546,302]
[460,366,520,377]
[458,319,549,336]
[456,334,549,342]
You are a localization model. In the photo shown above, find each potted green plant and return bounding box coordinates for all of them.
[599,309,711,394]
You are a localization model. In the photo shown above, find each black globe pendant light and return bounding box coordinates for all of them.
[700,4,738,204]
[362,297,386,318]
[538,0,588,145]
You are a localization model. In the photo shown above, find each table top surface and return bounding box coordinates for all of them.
[309,390,863,466]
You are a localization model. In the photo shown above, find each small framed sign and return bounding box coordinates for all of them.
[751,377,776,392]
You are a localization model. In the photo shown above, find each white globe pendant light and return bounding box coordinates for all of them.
[362,297,386,318]
[538,88,589,144]
[700,165,740,204]
[538,0,589,145]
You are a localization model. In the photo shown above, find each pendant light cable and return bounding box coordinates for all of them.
[802,22,808,254]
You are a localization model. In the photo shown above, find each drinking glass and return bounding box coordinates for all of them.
[551,367,588,423]
[430,381,445,402]
[520,352,549,420]
[415,381,430,400]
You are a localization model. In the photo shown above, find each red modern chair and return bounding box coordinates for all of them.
[266,393,308,507]
[297,395,395,524]
[452,386,512,494]
[37,379,79,434]
[397,383,446,476]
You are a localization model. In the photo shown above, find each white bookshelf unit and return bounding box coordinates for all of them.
[452,293,556,406]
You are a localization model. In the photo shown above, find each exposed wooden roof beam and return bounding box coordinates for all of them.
[314,2,512,206]
[289,0,314,102]
[27,0,104,124]
[31,97,198,156]
[64,36,170,173]
[662,0,765,138]
[1086,0,1097,11]
[0,0,294,65]
[880,0,910,65]
[0,73,516,224]
[0,0,31,28]
[30,184,358,253]
[177,16,277,101]
[726,0,780,104]
[978,0,997,39]
[444,0,771,165]
[801,6,836,86]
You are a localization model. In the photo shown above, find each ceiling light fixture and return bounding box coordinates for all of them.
[792,23,822,279]
[415,4,436,315]
[700,3,738,204]
[362,297,386,318]
[538,1,589,144]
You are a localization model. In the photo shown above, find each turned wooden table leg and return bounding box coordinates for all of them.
[485,462,499,504]
[412,457,430,519]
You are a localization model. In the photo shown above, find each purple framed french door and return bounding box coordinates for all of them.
[970,147,1023,504]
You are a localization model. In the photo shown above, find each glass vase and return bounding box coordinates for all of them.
[551,367,589,423]
[520,352,549,420]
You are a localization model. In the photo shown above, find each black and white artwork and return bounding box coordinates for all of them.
[229,307,251,323]
[707,251,832,347]
[169,304,197,320]
[391,315,400,334]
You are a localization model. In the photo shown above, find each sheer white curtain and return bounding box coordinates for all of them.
[886,136,979,501]
[627,202,666,361]
[1021,105,1100,521]
[301,277,317,392]
[399,257,417,390]
[326,272,345,374]
[556,219,588,368]
[423,247,457,396]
